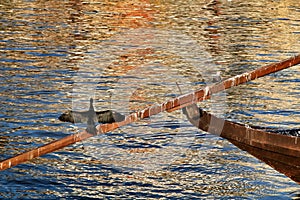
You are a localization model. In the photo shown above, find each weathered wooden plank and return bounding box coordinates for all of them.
[1,54,300,171]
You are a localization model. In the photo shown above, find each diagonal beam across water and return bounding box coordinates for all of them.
[1,54,300,171]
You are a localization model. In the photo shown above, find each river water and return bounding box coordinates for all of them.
[1,0,300,199]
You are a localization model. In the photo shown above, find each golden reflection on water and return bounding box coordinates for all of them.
[0,0,300,198]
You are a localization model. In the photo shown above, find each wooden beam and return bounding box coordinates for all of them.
[1,54,300,171]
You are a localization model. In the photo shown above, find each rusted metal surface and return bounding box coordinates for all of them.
[0,54,300,171]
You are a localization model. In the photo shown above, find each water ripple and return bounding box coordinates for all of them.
[0,0,300,199]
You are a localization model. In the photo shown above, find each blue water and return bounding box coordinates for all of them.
[1,0,300,198]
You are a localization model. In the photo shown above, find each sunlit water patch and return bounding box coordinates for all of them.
[0,0,300,199]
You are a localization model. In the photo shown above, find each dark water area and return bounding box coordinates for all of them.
[0,0,300,199]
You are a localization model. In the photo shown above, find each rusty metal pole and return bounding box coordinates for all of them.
[1,54,300,171]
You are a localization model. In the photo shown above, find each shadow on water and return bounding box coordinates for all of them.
[0,0,300,198]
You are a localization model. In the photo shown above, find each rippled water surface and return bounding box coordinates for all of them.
[1,0,300,199]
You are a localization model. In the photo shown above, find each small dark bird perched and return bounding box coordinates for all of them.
[86,98,97,135]
[59,99,126,132]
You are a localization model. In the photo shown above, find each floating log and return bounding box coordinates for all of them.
[0,54,300,171]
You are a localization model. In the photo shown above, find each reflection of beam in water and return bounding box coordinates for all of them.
[183,104,300,183]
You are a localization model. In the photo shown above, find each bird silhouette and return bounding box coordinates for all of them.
[59,99,126,130]
[86,98,97,135]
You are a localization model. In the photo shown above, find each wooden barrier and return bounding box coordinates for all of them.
[1,54,300,171]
